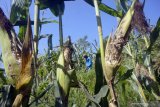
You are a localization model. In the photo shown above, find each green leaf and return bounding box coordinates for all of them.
[119,0,128,12]
[29,82,55,106]
[40,20,58,25]
[13,19,58,26]
[10,0,32,24]
[99,3,123,18]
[84,0,102,6]
[84,0,123,18]
[94,53,108,106]
[94,53,104,94]
[115,68,133,84]
[48,35,53,57]
[38,34,52,41]
[148,18,160,51]
[18,26,26,42]
[0,85,16,107]
[39,0,65,16]
[119,69,133,81]
[49,2,65,16]
[78,81,101,107]
[143,54,150,68]
[54,75,63,106]
[94,85,108,103]
[0,69,6,83]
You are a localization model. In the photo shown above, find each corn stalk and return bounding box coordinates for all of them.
[34,0,40,56]
[92,0,106,81]
[92,0,119,106]
[33,0,40,105]
[92,0,116,106]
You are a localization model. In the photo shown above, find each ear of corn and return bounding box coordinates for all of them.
[116,0,136,39]
[105,0,137,80]
[56,52,70,97]
[104,1,137,106]
[0,8,22,85]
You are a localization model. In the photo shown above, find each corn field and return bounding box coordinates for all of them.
[0,0,160,107]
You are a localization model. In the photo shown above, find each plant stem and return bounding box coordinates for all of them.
[48,35,53,57]
[92,0,107,81]
[59,13,64,52]
[34,0,40,106]
[34,0,40,56]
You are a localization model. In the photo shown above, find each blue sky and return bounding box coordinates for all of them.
[0,0,160,55]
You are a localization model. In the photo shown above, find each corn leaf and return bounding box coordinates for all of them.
[119,0,128,12]
[115,68,133,84]
[18,26,26,42]
[84,0,123,18]
[10,0,32,24]
[84,0,102,6]
[0,69,7,84]
[94,85,108,103]
[148,18,160,51]
[99,3,123,18]
[39,0,65,16]
[13,20,58,26]
[94,53,104,94]
[0,85,16,107]
[29,82,55,106]
[39,0,74,16]
[78,81,101,107]
[86,85,108,107]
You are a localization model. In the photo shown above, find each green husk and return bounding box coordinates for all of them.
[56,52,70,97]
[0,8,22,85]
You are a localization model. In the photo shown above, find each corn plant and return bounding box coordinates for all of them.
[0,7,34,107]
[122,18,160,102]
[0,0,159,107]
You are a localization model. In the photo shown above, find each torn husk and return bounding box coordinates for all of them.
[105,0,137,81]
[104,0,139,106]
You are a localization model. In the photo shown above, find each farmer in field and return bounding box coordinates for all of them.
[83,55,92,72]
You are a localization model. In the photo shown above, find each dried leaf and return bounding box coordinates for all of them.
[16,16,33,90]
[13,16,33,107]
